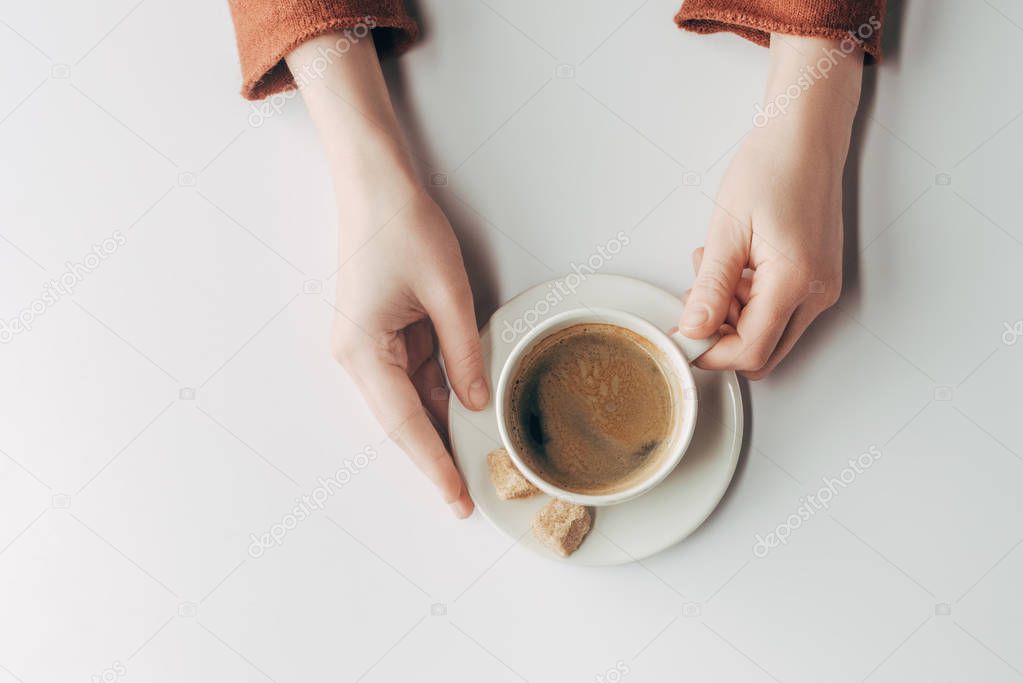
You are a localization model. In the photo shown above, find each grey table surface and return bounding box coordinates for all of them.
[1,1,1022,681]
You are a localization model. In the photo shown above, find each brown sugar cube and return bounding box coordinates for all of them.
[532,499,593,557]
[487,448,540,500]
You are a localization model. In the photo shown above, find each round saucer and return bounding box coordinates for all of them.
[448,274,743,565]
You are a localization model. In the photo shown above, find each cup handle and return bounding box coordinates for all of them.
[669,330,720,364]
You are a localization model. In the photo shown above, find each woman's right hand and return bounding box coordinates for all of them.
[331,181,486,518]
[287,32,486,517]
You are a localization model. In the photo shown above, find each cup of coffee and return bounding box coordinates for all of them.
[495,307,715,506]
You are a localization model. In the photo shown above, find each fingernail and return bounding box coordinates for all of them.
[468,377,490,411]
[449,497,473,518]
[682,303,709,330]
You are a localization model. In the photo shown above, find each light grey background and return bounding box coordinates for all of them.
[1,0,1022,681]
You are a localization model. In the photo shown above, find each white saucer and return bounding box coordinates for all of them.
[449,274,744,566]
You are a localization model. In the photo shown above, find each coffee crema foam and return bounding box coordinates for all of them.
[508,323,677,495]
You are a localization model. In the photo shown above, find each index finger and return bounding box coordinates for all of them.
[695,273,803,373]
[348,352,472,517]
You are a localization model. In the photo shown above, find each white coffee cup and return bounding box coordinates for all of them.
[495,307,716,506]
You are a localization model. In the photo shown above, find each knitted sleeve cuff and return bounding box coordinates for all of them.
[228,0,419,100]
[675,0,885,63]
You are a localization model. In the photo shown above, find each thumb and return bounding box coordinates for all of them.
[682,209,749,338]
[423,273,489,411]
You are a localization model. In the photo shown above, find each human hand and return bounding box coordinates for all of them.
[331,187,486,519]
[287,32,486,517]
[681,35,864,379]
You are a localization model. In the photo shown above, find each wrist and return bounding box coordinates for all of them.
[331,149,423,234]
[327,126,419,192]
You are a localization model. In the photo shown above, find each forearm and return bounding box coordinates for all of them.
[758,35,864,164]
[285,32,419,219]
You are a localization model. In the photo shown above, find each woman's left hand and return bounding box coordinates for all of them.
[681,35,864,379]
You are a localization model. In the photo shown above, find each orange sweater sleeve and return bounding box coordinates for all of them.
[675,0,885,62]
[227,0,418,100]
